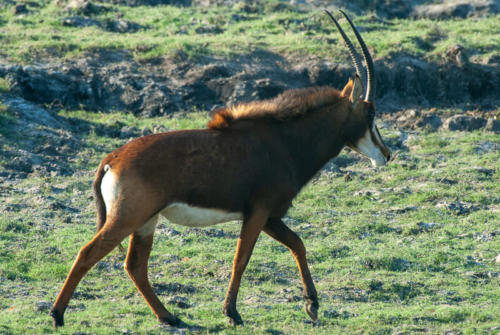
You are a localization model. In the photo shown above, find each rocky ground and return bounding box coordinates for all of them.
[1,1,499,334]
[2,46,500,114]
[0,0,499,187]
[58,0,500,19]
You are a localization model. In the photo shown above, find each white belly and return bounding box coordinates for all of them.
[100,167,242,228]
[161,202,243,227]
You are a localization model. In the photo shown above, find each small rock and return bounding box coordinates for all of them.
[48,201,66,211]
[486,54,500,64]
[471,166,494,176]
[36,301,52,312]
[153,282,196,295]
[495,254,500,264]
[416,114,442,131]
[158,226,180,236]
[436,177,458,185]
[254,78,285,100]
[412,0,500,19]
[436,200,479,215]
[65,0,105,16]
[390,258,410,271]
[62,16,100,28]
[43,246,61,254]
[168,296,191,309]
[323,309,340,318]
[323,309,355,319]
[194,25,223,34]
[278,288,301,302]
[368,280,383,291]
[119,126,139,139]
[417,222,442,231]
[152,125,169,134]
[140,127,152,136]
[465,271,499,279]
[237,3,259,14]
[358,231,373,240]
[230,14,249,22]
[475,141,499,154]
[443,115,487,131]
[104,19,142,33]
[6,156,33,173]
[79,321,90,327]
[354,190,373,197]
[474,231,499,242]
[444,44,466,66]
[465,255,484,267]
[362,257,410,271]
[14,3,28,15]
[388,206,418,214]
[485,118,500,133]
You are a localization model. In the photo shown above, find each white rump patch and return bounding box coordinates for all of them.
[100,168,241,229]
[161,203,242,227]
[101,167,119,214]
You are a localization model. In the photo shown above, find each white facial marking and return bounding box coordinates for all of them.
[161,202,243,227]
[101,169,119,213]
[354,127,387,167]
[136,215,158,236]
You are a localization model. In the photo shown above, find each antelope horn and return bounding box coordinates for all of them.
[339,9,375,102]
[324,10,365,90]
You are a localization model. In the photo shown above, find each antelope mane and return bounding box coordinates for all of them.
[208,87,344,130]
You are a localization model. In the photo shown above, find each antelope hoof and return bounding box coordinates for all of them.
[223,307,243,326]
[50,308,64,328]
[305,300,319,322]
[159,315,185,328]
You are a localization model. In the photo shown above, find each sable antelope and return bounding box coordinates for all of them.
[51,10,391,327]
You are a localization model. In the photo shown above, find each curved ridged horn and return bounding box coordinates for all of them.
[324,10,365,89]
[339,9,375,102]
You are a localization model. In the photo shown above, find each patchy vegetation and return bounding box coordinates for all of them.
[1,0,499,115]
[0,0,499,334]
[1,109,499,334]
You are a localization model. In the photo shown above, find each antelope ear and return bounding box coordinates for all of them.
[341,78,354,98]
[349,75,364,104]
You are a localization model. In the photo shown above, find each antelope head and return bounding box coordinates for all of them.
[327,10,391,167]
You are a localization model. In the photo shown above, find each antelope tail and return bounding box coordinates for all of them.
[93,163,108,233]
[93,163,125,252]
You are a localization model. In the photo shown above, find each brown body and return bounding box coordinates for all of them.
[102,88,350,218]
[51,11,391,328]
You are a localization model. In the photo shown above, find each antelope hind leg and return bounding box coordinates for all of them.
[263,218,319,322]
[50,219,135,327]
[124,216,184,327]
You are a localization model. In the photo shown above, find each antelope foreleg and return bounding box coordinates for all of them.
[263,218,318,322]
[124,224,182,326]
[223,207,269,326]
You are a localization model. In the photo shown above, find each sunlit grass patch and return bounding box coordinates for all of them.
[0,1,498,63]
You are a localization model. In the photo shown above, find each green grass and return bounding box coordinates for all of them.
[0,1,499,63]
[1,109,499,334]
[0,102,14,128]
[0,77,12,93]
[1,1,499,333]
